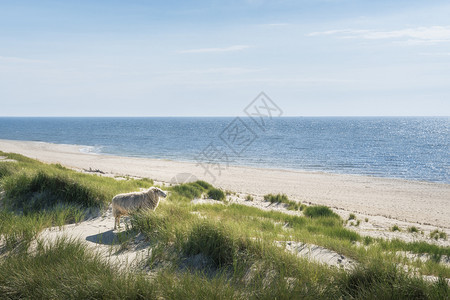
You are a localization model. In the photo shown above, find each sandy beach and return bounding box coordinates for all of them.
[0,139,449,228]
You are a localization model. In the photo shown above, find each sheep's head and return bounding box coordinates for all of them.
[151,187,167,198]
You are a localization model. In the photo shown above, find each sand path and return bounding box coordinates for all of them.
[39,207,151,270]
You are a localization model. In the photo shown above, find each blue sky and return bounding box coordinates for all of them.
[1,0,449,116]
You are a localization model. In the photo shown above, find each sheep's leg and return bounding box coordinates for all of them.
[115,216,119,230]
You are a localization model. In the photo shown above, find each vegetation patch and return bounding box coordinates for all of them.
[379,239,450,259]
[171,182,204,199]
[263,193,303,211]
[0,151,155,251]
[430,230,447,241]
[304,205,340,219]
[0,151,153,213]
[408,226,419,233]
[183,220,253,267]
[391,225,401,232]
[169,180,225,201]
[207,188,225,201]
[0,161,16,179]
[0,238,156,299]
[1,152,449,299]
[340,259,444,300]
[3,171,105,210]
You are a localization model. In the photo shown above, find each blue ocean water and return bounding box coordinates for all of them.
[0,117,448,183]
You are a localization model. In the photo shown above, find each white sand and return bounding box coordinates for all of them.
[38,207,151,271]
[277,241,356,270]
[0,139,449,229]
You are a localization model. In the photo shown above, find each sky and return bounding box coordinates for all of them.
[0,0,449,116]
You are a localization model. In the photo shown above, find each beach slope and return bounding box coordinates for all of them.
[0,139,448,228]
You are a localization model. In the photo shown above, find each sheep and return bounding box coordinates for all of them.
[112,187,167,230]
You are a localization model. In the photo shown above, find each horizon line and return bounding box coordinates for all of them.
[0,115,449,118]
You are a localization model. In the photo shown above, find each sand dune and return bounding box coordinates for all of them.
[0,139,449,228]
[38,206,151,270]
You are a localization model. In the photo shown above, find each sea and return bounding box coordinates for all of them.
[0,117,448,183]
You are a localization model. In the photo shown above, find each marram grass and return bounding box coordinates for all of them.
[0,151,449,299]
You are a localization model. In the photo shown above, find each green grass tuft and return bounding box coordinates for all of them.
[363,236,373,245]
[340,259,443,299]
[264,193,288,203]
[169,180,219,201]
[169,180,226,202]
[304,205,340,219]
[379,239,450,258]
[263,193,302,211]
[207,188,225,201]
[3,171,105,210]
[408,226,419,233]
[183,221,239,267]
[194,180,213,190]
[391,225,401,232]
[0,161,17,179]
[171,183,204,199]
[430,230,447,240]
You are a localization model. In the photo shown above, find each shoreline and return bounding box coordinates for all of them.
[4,138,448,185]
[0,138,449,228]
[88,152,450,186]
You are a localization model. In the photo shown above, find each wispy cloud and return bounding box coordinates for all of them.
[419,52,450,56]
[178,45,250,54]
[308,26,450,44]
[165,67,264,75]
[265,23,289,27]
[0,56,46,63]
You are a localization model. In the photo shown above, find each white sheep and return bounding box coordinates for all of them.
[112,187,167,229]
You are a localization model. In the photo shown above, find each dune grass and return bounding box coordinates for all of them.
[408,226,419,233]
[0,205,87,252]
[0,150,154,213]
[379,240,450,258]
[0,150,154,252]
[430,230,447,241]
[263,193,304,211]
[2,235,446,300]
[304,205,340,219]
[0,151,153,213]
[169,180,225,201]
[392,225,401,232]
[0,152,449,299]
[171,182,205,200]
[207,188,226,201]
[130,200,448,299]
[0,237,158,299]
